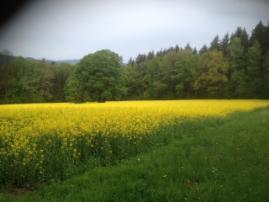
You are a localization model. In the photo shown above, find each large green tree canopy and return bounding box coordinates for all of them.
[70,50,123,102]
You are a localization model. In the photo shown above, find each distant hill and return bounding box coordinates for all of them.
[28,58,80,65]
[0,54,80,65]
[53,59,80,65]
[33,58,80,65]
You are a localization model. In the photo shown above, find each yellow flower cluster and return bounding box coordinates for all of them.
[0,100,268,185]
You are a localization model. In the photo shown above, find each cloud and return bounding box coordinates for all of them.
[0,0,268,61]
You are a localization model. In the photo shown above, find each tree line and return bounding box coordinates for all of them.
[0,21,269,103]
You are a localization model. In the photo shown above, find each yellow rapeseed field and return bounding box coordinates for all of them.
[0,100,269,185]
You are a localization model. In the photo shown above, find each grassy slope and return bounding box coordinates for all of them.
[2,108,269,201]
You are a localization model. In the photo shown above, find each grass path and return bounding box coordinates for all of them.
[2,108,269,201]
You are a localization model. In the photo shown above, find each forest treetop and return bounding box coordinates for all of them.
[0,21,269,103]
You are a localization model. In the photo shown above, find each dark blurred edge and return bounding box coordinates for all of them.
[0,0,33,29]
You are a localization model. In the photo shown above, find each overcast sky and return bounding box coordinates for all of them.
[0,0,268,61]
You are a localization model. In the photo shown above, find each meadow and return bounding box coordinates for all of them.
[0,100,269,190]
